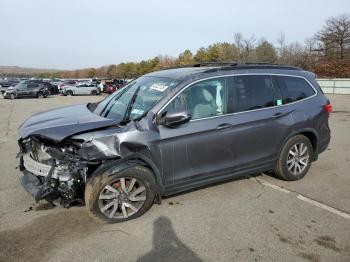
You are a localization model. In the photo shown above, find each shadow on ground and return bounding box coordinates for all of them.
[137,216,201,262]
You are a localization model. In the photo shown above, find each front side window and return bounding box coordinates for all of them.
[275,76,315,104]
[227,75,283,113]
[16,81,28,89]
[162,78,227,120]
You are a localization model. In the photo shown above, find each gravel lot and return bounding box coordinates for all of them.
[0,94,349,262]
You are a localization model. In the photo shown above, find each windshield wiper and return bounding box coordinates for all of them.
[121,85,141,124]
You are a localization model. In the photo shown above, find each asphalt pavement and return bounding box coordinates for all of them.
[0,94,349,262]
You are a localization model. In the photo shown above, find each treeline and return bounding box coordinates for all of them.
[38,14,350,79]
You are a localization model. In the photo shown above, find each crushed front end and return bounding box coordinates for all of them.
[18,137,98,207]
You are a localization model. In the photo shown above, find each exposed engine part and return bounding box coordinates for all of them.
[19,137,92,206]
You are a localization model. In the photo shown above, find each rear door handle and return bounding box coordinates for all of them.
[216,123,233,130]
[273,112,283,118]
[272,110,295,118]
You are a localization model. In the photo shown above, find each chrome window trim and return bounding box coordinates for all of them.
[157,73,318,123]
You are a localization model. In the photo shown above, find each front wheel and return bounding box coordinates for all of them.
[85,164,156,223]
[274,135,313,181]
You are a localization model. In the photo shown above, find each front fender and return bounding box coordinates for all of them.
[89,155,164,195]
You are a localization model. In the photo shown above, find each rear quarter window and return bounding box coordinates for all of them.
[275,76,315,104]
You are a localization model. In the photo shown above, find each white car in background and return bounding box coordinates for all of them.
[61,81,101,96]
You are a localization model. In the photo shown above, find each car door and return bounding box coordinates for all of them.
[87,83,96,94]
[74,84,85,95]
[222,74,294,171]
[157,77,238,185]
[16,82,29,97]
[27,82,40,97]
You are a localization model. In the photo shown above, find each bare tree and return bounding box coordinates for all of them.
[316,14,350,59]
[242,35,256,62]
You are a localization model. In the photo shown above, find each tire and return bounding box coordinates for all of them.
[274,135,313,181]
[66,90,73,96]
[91,90,97,95]
[37,92,43,98]
[10,93,15,100]
[85,164,157,223]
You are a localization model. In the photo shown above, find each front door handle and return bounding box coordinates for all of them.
[216,123,233,130]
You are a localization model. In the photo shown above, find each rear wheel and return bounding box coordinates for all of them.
[85,164,156,223]
[10,93,15,100]
[91,90,97,95]
[37,92,43,98]
[66,90,73,96]
[274,135,313,181]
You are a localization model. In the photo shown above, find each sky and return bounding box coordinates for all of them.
[0,0,349,70]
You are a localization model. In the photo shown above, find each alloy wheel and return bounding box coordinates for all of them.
[98,177,147,219]
[286,142,310,175]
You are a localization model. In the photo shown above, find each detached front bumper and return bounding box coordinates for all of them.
[19,154,58,202]
[19,170,45,202]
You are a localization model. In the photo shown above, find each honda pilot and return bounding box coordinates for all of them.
[17,64,332,223]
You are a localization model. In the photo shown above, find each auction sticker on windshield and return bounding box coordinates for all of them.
[150,83,169,92]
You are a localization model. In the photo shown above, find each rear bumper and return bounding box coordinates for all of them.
[318,135,331,155]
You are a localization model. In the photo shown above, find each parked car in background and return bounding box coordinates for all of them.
[0,78,20,88]
[61,81,101,96]
[49,79,61,91]
[105,79,126,94]
[106,84,117,94]
[4,80,49,99]
[58,80,77,91]
[42,81,59,94]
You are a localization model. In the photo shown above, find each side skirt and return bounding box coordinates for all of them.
[162,161,275,196]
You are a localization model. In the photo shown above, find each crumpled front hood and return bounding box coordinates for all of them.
[19,104,119,142]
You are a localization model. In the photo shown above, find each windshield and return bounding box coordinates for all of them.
[93,76,178,122]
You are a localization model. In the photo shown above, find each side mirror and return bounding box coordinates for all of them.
[159,109,191,127]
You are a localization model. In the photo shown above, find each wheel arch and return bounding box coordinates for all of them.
[89,155,164,196]
[279,128,319,161]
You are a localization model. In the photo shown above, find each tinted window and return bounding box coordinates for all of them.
[163,78,227,120]
[227,75,282,113]
[28,82,39,88]
[275,76,315,104]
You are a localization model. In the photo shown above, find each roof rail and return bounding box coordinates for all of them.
[191,62,301,71]
[193,62,239,67]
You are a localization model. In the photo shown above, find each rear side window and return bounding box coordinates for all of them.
[27,82,39,88]
[275,76,315,104]
[227,75,283,113]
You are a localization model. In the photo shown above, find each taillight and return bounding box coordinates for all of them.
[324,103,333,113]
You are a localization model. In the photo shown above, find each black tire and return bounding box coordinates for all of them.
[91,90,97,95]
[10,93,15,100]
[37,92,43,98]
[66,90,73,96]
[274,135,313,181]
[85,164,156,223]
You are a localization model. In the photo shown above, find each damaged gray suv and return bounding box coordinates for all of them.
[18,63,332,222]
